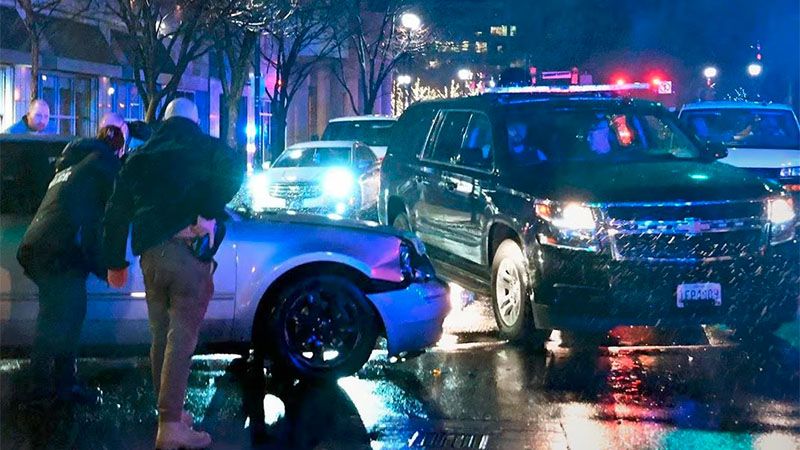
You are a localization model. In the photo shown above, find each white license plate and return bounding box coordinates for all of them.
[676,283,722,308]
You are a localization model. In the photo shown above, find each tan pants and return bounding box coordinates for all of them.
[140,239,213,423]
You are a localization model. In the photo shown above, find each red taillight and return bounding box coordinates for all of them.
[783,184,800,192]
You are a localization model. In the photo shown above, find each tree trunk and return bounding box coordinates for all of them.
[225,98,239,150]
[269,103,287,163]
[30,37,40,101]
[145,96,160,123]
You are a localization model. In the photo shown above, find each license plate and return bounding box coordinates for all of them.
[676,283,722,308]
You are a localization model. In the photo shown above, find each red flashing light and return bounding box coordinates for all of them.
[651,77,662,86]
[783,184,800,192]
[615,78,626,86]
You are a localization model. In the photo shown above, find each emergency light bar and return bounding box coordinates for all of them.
[485,82,652,94]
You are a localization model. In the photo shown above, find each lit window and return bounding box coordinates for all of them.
[461,41,470,52]
[496,44,504,53]
[475,42,487,54]
[490,25,508,36]
[510,25,517,36]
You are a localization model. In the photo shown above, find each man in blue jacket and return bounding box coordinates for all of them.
[4,99,51,134]
[17,125,125,404]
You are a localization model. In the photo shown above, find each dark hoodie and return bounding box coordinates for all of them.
[102,117,244,269]
[17,138,121,281]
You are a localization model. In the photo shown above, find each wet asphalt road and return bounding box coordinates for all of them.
[1,300,799,450]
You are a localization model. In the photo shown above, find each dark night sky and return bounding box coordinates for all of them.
[418,0,800,105]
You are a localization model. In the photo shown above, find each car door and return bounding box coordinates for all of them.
[452,112,495,265]
[415,110,475,256]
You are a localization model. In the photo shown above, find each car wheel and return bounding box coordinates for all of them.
[392,211,412,232]
[264,275,379,380]
[491,240,549,347]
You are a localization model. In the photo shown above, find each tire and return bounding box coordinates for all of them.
[261,275,379,380]
[491,239,549,347]
[391,211,412,232]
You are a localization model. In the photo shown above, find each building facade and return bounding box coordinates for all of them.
[0,1,385,163]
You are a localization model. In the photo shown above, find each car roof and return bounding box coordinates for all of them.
[0,133,73,143]
[680,101,794,112]
[406,93,663,113]
[286,140,357,149]
[328,115,397,123]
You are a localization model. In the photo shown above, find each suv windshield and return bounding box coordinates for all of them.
[505,107,699,165]
[272,146,352,168]
[322,120,394,147]
[681,108,800,149]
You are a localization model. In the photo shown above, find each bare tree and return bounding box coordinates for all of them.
[211,0,292,149]
[332,0,426,115]
[109,0,225,122]
[16,0,94,101]
[261,0,344,156]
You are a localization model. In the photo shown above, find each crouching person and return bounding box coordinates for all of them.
[16,125,126,404]
[102,99,244,449]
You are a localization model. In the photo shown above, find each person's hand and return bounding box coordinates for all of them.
[108,268,129,288]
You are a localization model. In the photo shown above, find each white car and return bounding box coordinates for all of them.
[0,135,450,379]
[679,101,800,189]
[252,141,380,218]
[322,116,397,159]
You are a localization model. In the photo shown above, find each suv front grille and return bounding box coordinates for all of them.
[269,181,322,199]
[603,200,766,262]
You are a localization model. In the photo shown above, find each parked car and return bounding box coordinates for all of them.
[253,140,380,219]
[679,101,800,203]
[0,134,449,379]
[322,116,397,159]
[379,89,798,347]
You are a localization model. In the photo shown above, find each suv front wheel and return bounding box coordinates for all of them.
[491,240,549,348]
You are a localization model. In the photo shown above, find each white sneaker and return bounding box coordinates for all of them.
[155,421,212,449]
[181,410,194,427]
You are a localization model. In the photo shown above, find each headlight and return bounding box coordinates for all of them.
[769,197,796,224]
[535,201,599,251]
[779,167,800,178]
[399,242,435,282]
[247,173,270,212]
[322,168,355,198]
[768,197,796,245]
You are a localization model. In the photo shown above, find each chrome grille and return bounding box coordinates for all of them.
[602,200,767,262]
[269,182,322,199]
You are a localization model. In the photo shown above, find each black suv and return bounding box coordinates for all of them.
[379,92,798,346]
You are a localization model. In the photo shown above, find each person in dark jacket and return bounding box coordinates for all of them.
[103,98,244,449]
[16,125,125,404]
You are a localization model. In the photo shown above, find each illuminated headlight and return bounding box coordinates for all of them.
[322,168,355,198]
[768,197,796,245]
[247,173,271,211]
[769,197,796,224]
[535,201,598,251]
[779,167,800,178]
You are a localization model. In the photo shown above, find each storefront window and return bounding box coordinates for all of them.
[39,72,96,136]
[110,80,145,121]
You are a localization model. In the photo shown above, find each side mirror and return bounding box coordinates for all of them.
[701,142,728,161]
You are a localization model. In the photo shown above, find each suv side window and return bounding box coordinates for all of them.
[457,113,493,170]
[388,105,437,160]
[429,111,472,164]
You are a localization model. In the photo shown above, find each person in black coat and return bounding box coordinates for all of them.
[16,125,125,404]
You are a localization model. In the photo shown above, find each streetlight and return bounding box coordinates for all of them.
[702,66,718,79]
[747,62,763,77]
[396,74,412,86]
[457,68,473,81]
[400,12,421,31]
